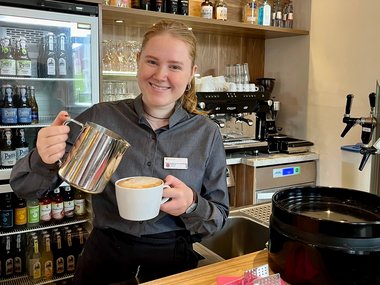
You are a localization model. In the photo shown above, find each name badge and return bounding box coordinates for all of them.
[164,157,188,170]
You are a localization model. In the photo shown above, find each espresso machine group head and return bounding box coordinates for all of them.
[255,99,281,141]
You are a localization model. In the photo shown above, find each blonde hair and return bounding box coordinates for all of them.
[141,19,205,115]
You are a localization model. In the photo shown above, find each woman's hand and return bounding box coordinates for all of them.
[36,111,71,165]
[160,175,196,216]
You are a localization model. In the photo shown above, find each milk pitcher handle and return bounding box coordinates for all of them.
[58,119,85,166]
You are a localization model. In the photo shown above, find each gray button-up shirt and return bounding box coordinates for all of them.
[10,96,229,239]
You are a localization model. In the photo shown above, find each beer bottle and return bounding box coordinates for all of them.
[37,35,46,78]
[13,233,26,275]
[40,233,53,280]
[45,32,57,78]
[0,36,16,76]
[26,198,40,226]
[16,37,32,77]
[64,229,76,273]
[57,33,68,78]
[28,86,39,124]
[52,230,65,276]
[27,235,41,280]
[74,187,86,216]
[63,186,74,218]
[1,129,17,167]
[14,196,27,227]
[1,236,14,278]
[17,85,32,124]
[1,85,18,125]
[0,192,14,229]
[201,0,213,19]
[14,128,29,161]
[39,192,52,223]
[51,188,64,221]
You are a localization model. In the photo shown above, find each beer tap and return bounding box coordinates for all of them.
[341,92,378,170]
[209,114,225,128]
[234,113,254,126]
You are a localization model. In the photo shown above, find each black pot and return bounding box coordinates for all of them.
[268,186,380,285]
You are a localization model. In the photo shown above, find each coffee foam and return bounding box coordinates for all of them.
[117,177,163,189]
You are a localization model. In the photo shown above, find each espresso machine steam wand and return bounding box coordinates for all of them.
[341,93,379,170]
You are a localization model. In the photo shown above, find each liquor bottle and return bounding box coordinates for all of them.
[1,236,14,278]
[51,188,64,221]
[27,198,40,226]
[37,35,47,78]
[28,86,39,124]
[45,32,57,78]
[13,233,26,275]
[262,0,271,26]
[201,0,213,19]
[1,84,18,125]
[285,0,293,28]
[64,229,76,273]
[165,0,178,13]
[17,85,32,125]
[272,0,283,27]
[16,37,32,77]
[155,0,163,11]
[0,193,14,229]
[52,230,65,276]
[14,196,27,227]
[57,33,68,78]
[14,128,29,161]
[243,0,257,24]
[131,0,140,8]
[39,193,52,223]
[140,0,151,10]
[63,186,75,218]
[27,235,41,280]
[178,0,188,15]
[74,188,86,216]
[0,36,16,76]
[1,129,17,167]
[214,0,227,21]
[40,233,54,280]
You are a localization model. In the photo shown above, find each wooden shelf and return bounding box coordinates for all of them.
[102,6,309,39]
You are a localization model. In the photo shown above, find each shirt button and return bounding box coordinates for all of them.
[147,161,152,167]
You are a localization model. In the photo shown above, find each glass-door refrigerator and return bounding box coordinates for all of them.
[0,1,99,283]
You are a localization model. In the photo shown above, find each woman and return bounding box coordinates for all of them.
[10,19,229,284]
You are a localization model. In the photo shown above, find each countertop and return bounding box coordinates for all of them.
[141,249,271,285]
[226,151,319,166]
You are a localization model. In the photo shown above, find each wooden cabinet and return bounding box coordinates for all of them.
[101,4,309,87]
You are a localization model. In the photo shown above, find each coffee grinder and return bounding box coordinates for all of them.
[255,78,281,141]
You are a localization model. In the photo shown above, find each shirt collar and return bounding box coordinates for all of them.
[134,94,191,128]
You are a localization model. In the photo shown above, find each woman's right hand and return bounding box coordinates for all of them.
[36,111,71,165]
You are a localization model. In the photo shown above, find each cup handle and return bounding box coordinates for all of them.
[254,86,259,91]
[161,185,171,204]
[58,118,85,166]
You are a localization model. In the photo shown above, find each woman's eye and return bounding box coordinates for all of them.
[147,59,157,65]
[170,65,182,71]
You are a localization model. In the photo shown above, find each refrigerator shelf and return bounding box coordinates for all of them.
[0,76,84,82]
[0,273,74,285]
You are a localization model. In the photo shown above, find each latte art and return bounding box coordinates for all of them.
[117,177,163,189]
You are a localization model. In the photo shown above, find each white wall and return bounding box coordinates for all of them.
[265,0,380,192]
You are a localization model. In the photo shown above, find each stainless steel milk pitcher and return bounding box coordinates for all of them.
[58,119,130,194]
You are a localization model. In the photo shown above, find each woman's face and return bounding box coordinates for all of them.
[137,33,197,110]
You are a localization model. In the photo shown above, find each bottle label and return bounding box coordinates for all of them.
[1,209,14,228]
[27,205,40,224]
[58,58,67,76]
[47,57,56,76]
[201,6,213,19]
[216,6,227,20]
[66,254,75,272]
[64,200,75,217]
[15,207,27,225]
[14,256,22,273]
[52,202,64,220]
[43,260,53,279]
[74,199,86,215]
[16,59,32,76]
[0,59,16,76]
[16,147,29,160]
[1,108,18,124]
[40,203,52,221]
[17,107,32,124]
[56,257,64,274]
[1,150,17,166]
[5,257,13,276]
[29,259,41,279]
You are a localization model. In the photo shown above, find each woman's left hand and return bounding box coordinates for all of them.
[160,175,195,216]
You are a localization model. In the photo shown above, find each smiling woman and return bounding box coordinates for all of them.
[10,19,229,285]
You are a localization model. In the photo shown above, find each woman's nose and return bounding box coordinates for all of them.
[153,66,168,80]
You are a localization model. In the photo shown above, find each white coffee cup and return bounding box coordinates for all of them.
[249,83,259,92]
[228,82,237,92]
[115,176,170,221]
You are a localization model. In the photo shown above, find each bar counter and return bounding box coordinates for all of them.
[141,249,272,285]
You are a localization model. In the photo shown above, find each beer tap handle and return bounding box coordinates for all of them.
[369,92,376,113]
[341,94,356,137]
[359,144,378,171]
